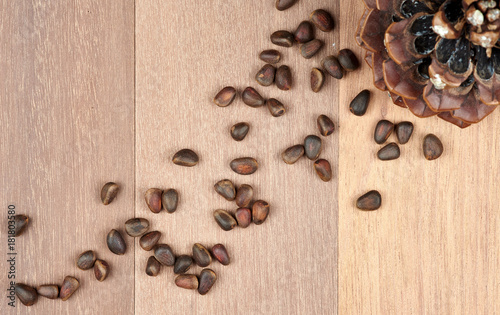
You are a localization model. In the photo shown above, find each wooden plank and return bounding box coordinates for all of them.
[0,1,135,314]
[6,1,499,314]
[338,2,500,314]
[135,1,338,314]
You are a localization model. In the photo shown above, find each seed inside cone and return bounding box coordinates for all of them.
[356,190,382,211]
[255,64,276,86]
[146,256,161,277]
[266,98,286,117]
[377,143,400,161]
[242,87,265,107]
[322,56,343,79]
[154,244,176,266]
[282,144,305,164]
[125,218,150,237]
[139,231,162,251]
[395,122,414,145]
[211,244,230,266]
[349,90,371,116]
[270,30,294,47]
[172,149,199,167]
[175,274,199,290]
[174,255,193,274]
[101,182,119,205]
[60,276,79,301]
[294,21,314,43]
[423,134,443,160]
[230,157,258,175]
[314,159,332,182]
[214,179,236,201]
[317,115,335,136]
[300,39,324,59]
[252,200,270,225]
[15,284,38,306]
[14,214,29,237]
[36,285,59,299]
[214,209,237,231]
[310,9,334,32]
[145,188,163,213]
[275,65,292,91]
[231,122,250,141]
[213,86,237,107]
[259,49,281,64]
[107,229,127,255]
[235,207,252,228]
[304,135,322,160]
[338,49,360,72]
[162,189,179,213]
[192,243,212,267]
[198,269,217,295]
[76,250,97,270]
[311,68,325,93]
[94,259,109,282]
[374,120,394,144]
[235,184,253,208]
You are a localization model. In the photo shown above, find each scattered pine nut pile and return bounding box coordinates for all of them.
[11,0,447,307]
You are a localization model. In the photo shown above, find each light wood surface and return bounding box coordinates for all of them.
[339,2,500,315]
[1,0,499,314]
[135,1,338,314]
[0,1,135,314]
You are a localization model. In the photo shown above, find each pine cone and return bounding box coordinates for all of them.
[356,0,500,128]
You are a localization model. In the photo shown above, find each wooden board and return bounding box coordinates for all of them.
[338,2,500,315]
[135,1,338,314]
[0,1,135,314]
[2,0,500,314]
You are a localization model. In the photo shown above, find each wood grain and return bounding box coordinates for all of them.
[135,1,338,314]
[338,2,500,315]
[0,1,135,314]
[2,0,500,314]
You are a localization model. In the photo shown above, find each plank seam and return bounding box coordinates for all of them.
[133,0,137,314]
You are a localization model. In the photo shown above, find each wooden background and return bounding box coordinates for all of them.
[1,0,498,314]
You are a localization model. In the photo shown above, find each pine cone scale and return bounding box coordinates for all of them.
[356,0,500,127]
